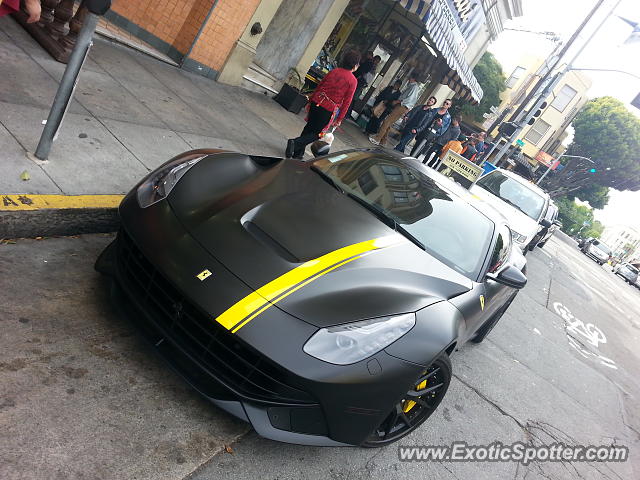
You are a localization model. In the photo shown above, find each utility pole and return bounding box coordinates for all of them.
[489,0,607,166]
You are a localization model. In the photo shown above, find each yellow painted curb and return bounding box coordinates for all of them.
[0,194,124,211]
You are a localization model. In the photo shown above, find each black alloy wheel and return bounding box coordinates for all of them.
[362,354,452,447]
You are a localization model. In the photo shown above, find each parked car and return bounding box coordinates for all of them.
[581,238,612,265]
[529,200,561,250]
[471,168,551,253]
[96,148,527,447]
[613,262,639,284]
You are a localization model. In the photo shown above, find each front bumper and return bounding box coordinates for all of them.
[98,193,429,446]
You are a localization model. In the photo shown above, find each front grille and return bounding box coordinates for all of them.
[115,229,314,405]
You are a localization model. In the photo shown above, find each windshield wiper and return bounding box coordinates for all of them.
[345,193,426,251]
[310,166,343,193]
[500,197,532,217]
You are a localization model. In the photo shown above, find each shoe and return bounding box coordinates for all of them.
[285,139,295,158]
[369,136,380,145]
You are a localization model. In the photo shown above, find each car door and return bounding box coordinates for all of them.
[480,224,515,321]
[454,224,514,342]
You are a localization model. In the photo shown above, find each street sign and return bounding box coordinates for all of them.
[437,151,483,189]
[515,139,526,147]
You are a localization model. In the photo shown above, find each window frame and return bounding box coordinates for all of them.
[524,118,552,145]
[551,84,578,113]
[505,66,526,89]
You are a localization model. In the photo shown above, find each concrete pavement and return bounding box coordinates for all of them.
[0,15,370,198]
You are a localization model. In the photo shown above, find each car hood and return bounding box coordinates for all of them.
[166,154,472,327]
[470,185,540,241]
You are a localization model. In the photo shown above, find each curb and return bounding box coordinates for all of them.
[1,194,123,239]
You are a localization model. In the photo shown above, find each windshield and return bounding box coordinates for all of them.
[591,240,612,256]
[477,171,546,220]
[313,152,495,279]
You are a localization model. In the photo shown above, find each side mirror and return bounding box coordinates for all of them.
[487,265,527,289]
[540,219,552,228]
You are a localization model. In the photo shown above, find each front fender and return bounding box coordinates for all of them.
[384,301,464,366]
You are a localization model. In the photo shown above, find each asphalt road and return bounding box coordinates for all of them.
[1,232,638,479]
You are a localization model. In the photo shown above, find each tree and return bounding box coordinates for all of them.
[570,184,609,209]
[555,197,603,237]
[456,52,506,123]
[544,97,640,200]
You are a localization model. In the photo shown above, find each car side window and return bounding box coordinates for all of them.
[488,225,512,273]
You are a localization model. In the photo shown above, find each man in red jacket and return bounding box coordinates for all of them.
[286,50,360,159]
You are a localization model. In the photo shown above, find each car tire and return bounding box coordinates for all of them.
[361,353,452,447]
[471,293,517,343]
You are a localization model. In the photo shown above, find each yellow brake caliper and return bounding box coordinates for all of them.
[403,379,427,413]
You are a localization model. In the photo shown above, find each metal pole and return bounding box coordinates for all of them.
[506,0,606,124]
[35,12,100,160]
[492,71,564,165]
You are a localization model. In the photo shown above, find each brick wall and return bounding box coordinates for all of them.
[188,0,261,72]
[111,0,215,54]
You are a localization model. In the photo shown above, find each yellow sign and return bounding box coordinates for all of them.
[440,151,483,183]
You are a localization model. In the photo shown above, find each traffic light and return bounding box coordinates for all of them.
[499,122,518,137]
[589,168,597,173]
[527,101,548,125]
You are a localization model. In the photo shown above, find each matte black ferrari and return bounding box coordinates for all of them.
[96,148,527,447]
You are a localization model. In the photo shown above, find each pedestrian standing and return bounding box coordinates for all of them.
[418,99,453,165]
[369,75,420,146]
[460,137,479,161]
[439,134,466,160]
[402,96,437,151]
[472,131,488,160]
[421,114,461,164]
[393,98,438,153]
[365,80,402,134]
[286,50,360,159]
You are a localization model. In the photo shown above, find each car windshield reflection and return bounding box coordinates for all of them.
[313,152,495,278]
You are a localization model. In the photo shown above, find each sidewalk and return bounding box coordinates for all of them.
[0,16,371,197]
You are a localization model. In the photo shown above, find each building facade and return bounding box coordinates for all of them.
[601,225,640,261]
[102,0,521,105]
[485,55,591,169]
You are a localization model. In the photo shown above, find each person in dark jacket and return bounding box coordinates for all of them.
[411,99,452,158]
[365,80,402,134]
[286,50,360,159]
[422,115,462,167]
[393,97,440,153]
[460,137,479,161]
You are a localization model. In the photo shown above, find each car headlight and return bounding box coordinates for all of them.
[137,154,206,208]
[303,313,416,365]
[511,230,527,244]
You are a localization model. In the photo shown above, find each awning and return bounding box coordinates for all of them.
[397,0,483,103]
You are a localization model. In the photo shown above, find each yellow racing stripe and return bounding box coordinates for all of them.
[216,235,405,332]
